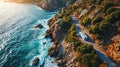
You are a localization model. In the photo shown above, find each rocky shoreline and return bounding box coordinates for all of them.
[45,13,78,66]
[43,0,120,66]
[45,14,65,57]
[45,9,119,67]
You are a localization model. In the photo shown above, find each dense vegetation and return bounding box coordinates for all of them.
[77,44,103,67]
[57,1,105,67]
[52,0,120,67]
[58,6,75,33]
[78,0,120,44]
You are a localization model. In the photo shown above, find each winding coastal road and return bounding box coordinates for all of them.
[72,16,118,67]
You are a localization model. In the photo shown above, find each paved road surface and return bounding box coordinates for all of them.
[72,16,118,67]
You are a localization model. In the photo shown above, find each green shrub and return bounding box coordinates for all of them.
[106,7,116,14]
[78,44,102,67]
[91,23,100,34]
[60,15,72,33]
[116,21,120,32]
[103,2,113,12]
[105,11,120,23]
[92,15,103,25]
[81,18,91,27]
[96,0,103,5]
[79,44,93,54]
[65,24,77,43]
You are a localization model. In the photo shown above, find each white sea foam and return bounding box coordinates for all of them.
[0,49,13,66]
[29,38,58,67]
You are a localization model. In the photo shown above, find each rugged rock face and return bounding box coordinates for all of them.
[105,34,120,66]
[45,0,120,66]
[38,0,59,10]
[38,0,76,10]
[45,14,65,57]
[45,13,78,67]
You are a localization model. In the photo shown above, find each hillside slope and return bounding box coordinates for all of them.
[38,0,76,10]
[46,0,120,67]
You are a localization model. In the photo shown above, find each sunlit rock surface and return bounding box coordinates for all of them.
[0,0,40,3]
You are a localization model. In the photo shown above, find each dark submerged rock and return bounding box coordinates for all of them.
[43,42,46,45]
[34,24,43,29]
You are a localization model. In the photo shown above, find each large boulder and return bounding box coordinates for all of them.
[33,57,39,66]
[34,24,43,29]
[48,43,62,57]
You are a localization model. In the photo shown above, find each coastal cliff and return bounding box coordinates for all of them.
[38,0,76,10]
[45,14,78,67]
[45,0,120,67]
[46,15,81,66]
[45,14,65,57]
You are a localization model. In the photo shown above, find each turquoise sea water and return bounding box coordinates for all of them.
[0,2,58,67]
